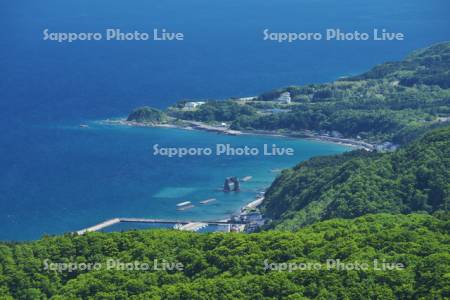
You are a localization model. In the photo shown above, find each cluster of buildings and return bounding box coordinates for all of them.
[239,92,291,104]
[231,206,266,233]
[375,141,399,152]
[240,210,265,233]
[182,92,291,111]
[237,96,257,102]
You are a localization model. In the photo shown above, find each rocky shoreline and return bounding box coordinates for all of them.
[101,118,375,151]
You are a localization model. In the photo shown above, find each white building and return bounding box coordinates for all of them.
[184,101,205,109]
[277,92,291,104]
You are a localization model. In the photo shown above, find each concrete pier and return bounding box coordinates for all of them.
[76,218,243,235]
[76,218,121,235]
[179,222,207,232]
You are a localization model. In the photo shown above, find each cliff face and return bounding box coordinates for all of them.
[127,106,167,123]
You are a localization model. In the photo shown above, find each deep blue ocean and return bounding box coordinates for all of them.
[1,0,449,240]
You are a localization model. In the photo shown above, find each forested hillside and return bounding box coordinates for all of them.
[165,42,450,144]
[0,214,448,299]
[348,42,450,88]
[261,126,450,230]
[127,107,168,123]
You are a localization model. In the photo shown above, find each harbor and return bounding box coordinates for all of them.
[76,176,266,235]
[76,189,266,235]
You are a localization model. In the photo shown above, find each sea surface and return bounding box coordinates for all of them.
[1,122,349,240]
[1,0,449,240]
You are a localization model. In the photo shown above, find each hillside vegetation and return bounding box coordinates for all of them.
[0,214,448,299]
[261,126,450,230]
[166,42,450,144]
[127,107,167,123]
[348,42,450,88]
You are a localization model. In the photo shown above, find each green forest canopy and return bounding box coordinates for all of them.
[166,42,450,144]
[127,107,167,123]
[261,125,450,230]
[0,214,448,299]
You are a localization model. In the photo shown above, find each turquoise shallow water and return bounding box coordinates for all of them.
[0,121,349,240]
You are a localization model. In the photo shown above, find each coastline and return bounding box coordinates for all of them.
[99,117,366,227]
[100,118,375,151]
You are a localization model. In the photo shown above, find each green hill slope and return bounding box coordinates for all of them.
[163,42,450,144]
[348,42,450,88]
[261,126,450,230]
[127,106,168,123]
[0,214,448,299]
